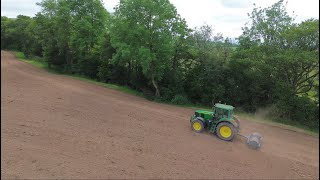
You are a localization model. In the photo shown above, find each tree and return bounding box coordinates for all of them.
[0,15,33,52]
[35,0,109,75]
[279,19,319,95]
[240,0,319,97]
[235,0,319,123]
[183,24,234,105]
[242,0,293,45]
[1,16,12,49]
[110,0,188,97]
[68,0,109,77]
[35,0,64,68]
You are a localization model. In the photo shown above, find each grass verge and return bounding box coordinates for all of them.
[68,74,144,97]
[12,51,318,137]
[14,52,48,69]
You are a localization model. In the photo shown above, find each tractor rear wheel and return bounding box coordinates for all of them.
[216,122,237,141]
[191,120,204,133]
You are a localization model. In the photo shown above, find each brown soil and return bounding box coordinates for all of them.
[1,50,319,179]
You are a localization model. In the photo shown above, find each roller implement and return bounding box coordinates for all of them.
[190,103,263,150]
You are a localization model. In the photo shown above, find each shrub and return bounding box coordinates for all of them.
[273,95,319,131]
[171,94,189,105]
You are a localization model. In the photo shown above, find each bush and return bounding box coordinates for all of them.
[272,95,319,131]
[141,88,155,101]
[171,94,189,105]
[159,87,174,102]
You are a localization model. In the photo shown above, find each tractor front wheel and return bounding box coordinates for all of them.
[191,120,204,133]
[216,122,237,141]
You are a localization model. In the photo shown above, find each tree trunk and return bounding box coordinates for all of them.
[172,48,178,71]
[152,76,160,97]
[128,61,131,85]
[65,47,72,73]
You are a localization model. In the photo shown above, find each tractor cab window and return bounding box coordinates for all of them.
[215,108,228,118]
[224,110,229,117]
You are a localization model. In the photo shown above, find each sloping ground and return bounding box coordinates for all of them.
[1,51,319,179]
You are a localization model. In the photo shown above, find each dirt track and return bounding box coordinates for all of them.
[1,50,319,179]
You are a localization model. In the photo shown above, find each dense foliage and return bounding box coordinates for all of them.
[1,0,319,130]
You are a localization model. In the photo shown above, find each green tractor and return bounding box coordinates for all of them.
[190,103,263,149]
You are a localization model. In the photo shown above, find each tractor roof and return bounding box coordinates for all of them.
[215,103,234,110]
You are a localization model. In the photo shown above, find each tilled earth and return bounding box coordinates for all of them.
[1,51,319,179]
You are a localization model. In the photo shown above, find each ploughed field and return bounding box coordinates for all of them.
[1,51,319,179]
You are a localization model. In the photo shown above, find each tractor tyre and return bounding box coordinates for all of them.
[191,120,204,133]
[216,122,237,141]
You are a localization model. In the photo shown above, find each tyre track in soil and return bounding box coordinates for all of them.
[1,50,319,179]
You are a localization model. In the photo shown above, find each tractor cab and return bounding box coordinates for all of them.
[213,103,234,120]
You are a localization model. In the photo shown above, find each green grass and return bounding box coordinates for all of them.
[12,51,318,137]
[15,51,26,59]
